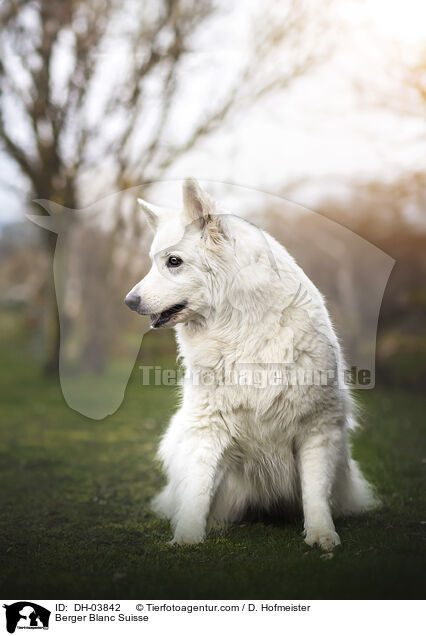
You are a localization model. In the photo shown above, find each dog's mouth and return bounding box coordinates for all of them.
[150,301,188,328]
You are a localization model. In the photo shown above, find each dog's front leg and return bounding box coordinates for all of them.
[298,427,342,551]
[170,427,225,545]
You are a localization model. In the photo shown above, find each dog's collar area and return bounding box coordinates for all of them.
[150,301,188,328]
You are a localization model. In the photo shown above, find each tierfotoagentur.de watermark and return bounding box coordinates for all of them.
[139,364,372,388]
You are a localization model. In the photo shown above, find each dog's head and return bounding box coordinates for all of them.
[125,179,280,329]
[125,179,234,328]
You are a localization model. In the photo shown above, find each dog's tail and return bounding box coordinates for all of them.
[333,454,380,517]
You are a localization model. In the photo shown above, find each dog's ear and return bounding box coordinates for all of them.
[182,179,224,243]
[182,179,212,227]
[137,198,163,231]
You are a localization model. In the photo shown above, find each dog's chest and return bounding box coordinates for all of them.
[177,323,324,437]
[185,369,303,443]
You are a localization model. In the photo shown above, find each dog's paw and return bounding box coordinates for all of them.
[170,523,205,545]
[304,527,341,551]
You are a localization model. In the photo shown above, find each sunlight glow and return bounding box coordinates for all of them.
[365,0,426,44]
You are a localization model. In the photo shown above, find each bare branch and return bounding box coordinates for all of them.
[0,115,38,185]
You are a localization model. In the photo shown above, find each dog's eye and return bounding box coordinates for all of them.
[167,255,183,268]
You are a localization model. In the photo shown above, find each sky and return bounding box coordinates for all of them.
[0,0,425,226]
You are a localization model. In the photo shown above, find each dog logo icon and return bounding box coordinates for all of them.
[3,602,50,633]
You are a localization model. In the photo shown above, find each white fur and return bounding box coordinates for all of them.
[127,179,378,551]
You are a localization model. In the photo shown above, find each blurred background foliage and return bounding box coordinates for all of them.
[0,0,424,389]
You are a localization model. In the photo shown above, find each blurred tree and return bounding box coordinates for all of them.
[352,36,426,121]
[389,44,426,118]
[0,0,332,373]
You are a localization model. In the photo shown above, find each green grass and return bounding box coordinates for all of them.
[0,317,425,600]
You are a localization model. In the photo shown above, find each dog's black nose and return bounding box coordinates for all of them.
[124,292,141,311]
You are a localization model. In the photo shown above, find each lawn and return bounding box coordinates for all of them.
[0,315,425,600]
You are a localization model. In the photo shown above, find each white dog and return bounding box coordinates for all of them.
[125,179,377,551]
